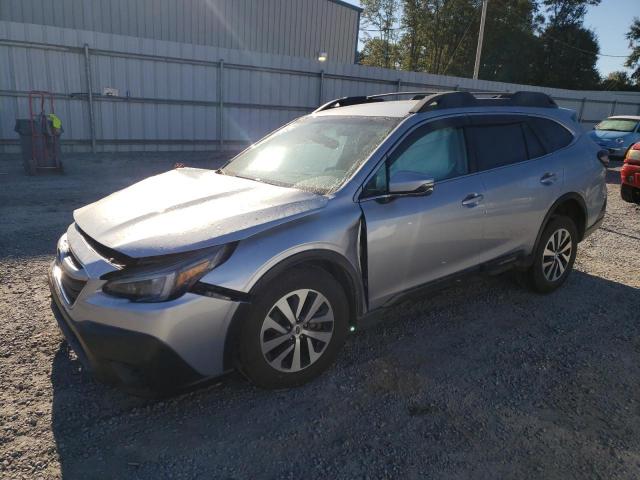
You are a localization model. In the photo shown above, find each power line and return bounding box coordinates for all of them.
[536,34,628,58]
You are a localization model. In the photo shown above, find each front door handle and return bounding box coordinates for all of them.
[462,193,484,207]
[540,172,557,185]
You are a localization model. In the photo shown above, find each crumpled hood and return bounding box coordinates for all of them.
[73,168,327,257]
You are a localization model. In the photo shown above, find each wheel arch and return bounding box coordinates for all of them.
[535,193,588,249]
[222,249,365,371]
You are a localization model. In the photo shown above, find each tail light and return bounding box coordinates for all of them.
[625,143,640,166]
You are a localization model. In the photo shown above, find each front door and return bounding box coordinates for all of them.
[359,117,488,309]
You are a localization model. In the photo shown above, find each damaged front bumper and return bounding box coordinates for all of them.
[48,226,242,395]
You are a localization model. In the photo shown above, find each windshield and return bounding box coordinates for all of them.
[596,119,638,132]
[221,115,400,194]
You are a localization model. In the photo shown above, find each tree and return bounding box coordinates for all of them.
[478,0,542,83]
[541,0,600,27]
[601,71,638,91]
[360,0,402,68]
[399,0,427,71]
[533,0,602,89]
[625,17,640,84]
[397,0,479,76]
[360,38,402,69]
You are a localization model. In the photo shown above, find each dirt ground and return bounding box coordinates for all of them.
[1,153,640,479]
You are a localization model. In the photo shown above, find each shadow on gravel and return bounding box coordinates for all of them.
[49,269,640,479]
[606,161,622,185]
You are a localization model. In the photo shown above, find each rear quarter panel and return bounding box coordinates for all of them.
[563,134,607,229]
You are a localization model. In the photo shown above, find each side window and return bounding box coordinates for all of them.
[389,127,468,182]
[522,122,546,159]
[468,123,528,171]
[527,117,573,152]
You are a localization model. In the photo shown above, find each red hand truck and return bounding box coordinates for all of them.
[27,91,63,173]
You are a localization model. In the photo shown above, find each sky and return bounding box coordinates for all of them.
[343,0,638,77]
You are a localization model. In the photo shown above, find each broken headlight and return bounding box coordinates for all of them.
[102,244,233,302]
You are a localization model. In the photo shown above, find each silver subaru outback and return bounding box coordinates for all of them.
[49,91,607,394]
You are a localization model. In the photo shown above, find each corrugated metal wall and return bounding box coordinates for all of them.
[1,19,640,154]
[0,0,360,64]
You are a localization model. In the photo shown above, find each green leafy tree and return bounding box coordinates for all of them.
[360,0,402,68]
[360,38,402,68]
[533,0,602,89]
[478,0,543,83]
[541,0,600,27]
[625,17,640,83]
[601,71,638,91]
[396,0,479,76]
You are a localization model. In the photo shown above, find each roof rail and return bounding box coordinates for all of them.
[314,96,382,113]
[314,90,558,114]
[409,90,557,113]
[314,91,439,113]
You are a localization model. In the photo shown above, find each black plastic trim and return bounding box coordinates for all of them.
[533,193,588,251]
[410,91,557,114]
[379,251,526,308]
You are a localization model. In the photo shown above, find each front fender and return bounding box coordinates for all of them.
[200,200,365,306]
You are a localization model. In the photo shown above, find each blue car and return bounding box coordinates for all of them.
[589,116,640,158]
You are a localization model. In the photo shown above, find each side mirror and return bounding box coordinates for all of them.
[388,171,435,196]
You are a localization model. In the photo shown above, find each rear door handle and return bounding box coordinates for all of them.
[462,193,484,207]
[540,172,557,185]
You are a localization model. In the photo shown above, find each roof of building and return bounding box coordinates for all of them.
[328,0,363,12]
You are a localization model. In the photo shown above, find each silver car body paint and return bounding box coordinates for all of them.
[51,99,607,382]
[74,168,328,257]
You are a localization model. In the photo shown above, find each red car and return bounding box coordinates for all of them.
[621,142,640,203]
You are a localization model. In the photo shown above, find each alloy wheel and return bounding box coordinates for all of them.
[260,289,334,373]
[542,228,572,282]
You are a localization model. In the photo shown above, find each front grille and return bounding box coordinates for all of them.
[58,249,88,304]
[60,270,87,303]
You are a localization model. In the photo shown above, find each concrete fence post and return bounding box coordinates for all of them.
[83,44,96,153]
[218,59,224,149]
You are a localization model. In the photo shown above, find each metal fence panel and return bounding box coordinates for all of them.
[1,19,640,154]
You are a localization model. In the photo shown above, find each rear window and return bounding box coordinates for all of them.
[467,123,528,171]
[522,122,546,159]
[528,117,573,153]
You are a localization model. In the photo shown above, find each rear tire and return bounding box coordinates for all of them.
[237,266,349,389]
[523,215,578,294]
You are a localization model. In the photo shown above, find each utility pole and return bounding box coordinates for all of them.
[473,0,488,80]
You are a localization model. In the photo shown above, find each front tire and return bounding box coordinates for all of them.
[621,184,639,203]
[524,215,578,294]
[237,266,349,389]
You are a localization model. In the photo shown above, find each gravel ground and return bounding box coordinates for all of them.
[1,153,639,479]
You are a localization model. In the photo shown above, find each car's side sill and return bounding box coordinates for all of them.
[356,250,526,329]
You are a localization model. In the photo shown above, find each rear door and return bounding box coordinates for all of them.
[468,114,569,259]
[359,117,488,309]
